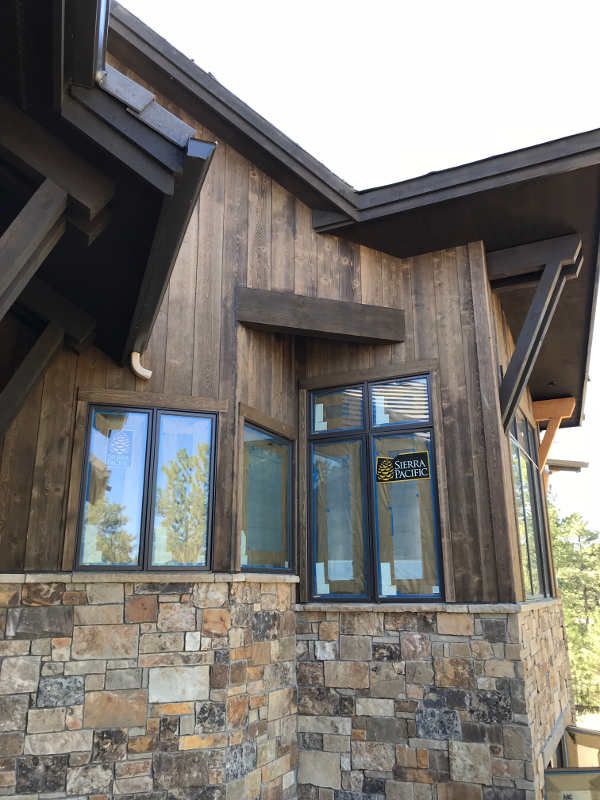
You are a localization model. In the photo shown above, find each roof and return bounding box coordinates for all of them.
[109,2,599,427]
[0,0,215,362]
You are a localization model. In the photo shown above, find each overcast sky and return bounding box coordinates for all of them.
[122,0,600,530]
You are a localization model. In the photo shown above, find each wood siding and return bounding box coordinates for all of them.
[0,74,521,601]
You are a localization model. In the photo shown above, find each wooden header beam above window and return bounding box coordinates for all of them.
[235,287,405,344]
[496,236,583,431]
[533,397,576,470]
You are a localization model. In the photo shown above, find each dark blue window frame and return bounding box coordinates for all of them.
[241,422,294,574]
[308,374,444,602]
[76,404,217,572]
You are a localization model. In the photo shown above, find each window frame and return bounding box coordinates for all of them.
[237,416,296,575]
[75,403,218,572]
[509,412,552,599]
[306,372,445,603]
[237,404,296,575]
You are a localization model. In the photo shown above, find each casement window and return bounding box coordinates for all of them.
[76,405,216,570]
[510,412,551,598]
[241,423,293,572]
[308,374,443,601]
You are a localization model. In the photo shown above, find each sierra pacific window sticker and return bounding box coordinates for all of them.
[376,451,430,483]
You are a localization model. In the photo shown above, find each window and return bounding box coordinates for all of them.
[510,412,551,598]
[241,423,293,571]
[308,375,443,601]
[77,405,216,570]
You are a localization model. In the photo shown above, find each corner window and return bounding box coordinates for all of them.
[241,423,293,571]
[510,412,551,598]
[309,374,443,601]
[77,405,216,569]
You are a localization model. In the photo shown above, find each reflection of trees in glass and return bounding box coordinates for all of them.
[157,443,208,563]
[86,498,134,564]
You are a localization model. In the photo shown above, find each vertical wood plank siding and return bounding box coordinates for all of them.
[0,95,517,600]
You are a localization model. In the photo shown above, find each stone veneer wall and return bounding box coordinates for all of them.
[296,601,571,800]
[0,573,298,800]
[517,602,572,793]
[0,577,573,800]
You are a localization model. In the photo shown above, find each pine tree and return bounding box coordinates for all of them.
[157,443,209,564]
[86,499,134,564]
[550,502,600,711]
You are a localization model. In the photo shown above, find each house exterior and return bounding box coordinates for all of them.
[0,2,598,798]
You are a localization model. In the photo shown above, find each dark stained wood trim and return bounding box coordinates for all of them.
[0,179,67,325]
[238,403,297,441]
[0,322,65,437]
[69,83,184,174]
[469,242,521,602]
[487,234,583,284]
[77,388,229,412]
[61,93,175,196]
[62,400,88,570]
[0,98,114,219]
[499,237,583,431]
[124,144,216,359]
[297,388,309,603]
[298,359,438,391]
[236,287,405,345]
[428,368,455,602]
[16,278,95,354]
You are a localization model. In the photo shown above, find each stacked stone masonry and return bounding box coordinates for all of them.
[296,602,571,800]
[0,578,571,800]
[0,575,297,800]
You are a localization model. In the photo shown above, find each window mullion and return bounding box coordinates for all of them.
[141,409,158,570]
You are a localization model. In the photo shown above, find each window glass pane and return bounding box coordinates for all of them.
[242,425,291,570]
[511,438,533,597]
[515,412,530,452]
[311,386,364,433]
[80,408,148,566]
[511,435,544,598]
[522,454,542,596]
[311,439,367,596]
[370,376,430,427]
[151,413,213,567]
[373,432,440,597]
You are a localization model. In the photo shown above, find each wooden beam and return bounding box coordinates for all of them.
[499,237,582,431]
[16,278,95,353]
[0,179,67,324]
[533,397,576,469]
[0,97,114,220]
[235,287,406,344]
[124,144,216,358]
[61,94,175,196]
[488,234,582,283]
[533,397,577,422]
[0,322,64,437]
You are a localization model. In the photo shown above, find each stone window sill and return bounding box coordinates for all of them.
[0,571,300,584]
[297,597,560,614]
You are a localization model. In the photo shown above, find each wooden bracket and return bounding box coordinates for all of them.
[0,322,64,437]
[496,235,583,431]
[533,397,576,469]
[0,179,68,326]
[15,277,95,354]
